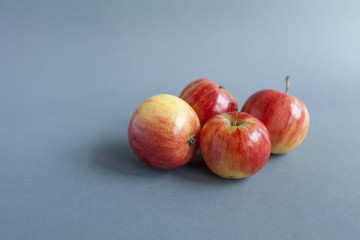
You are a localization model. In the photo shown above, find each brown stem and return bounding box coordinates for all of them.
[285,76,290,94]
[233,106,239,126]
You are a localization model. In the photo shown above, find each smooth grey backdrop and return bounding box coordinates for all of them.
[1,0,360,239]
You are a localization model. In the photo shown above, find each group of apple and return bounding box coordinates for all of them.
[128,77,310,179]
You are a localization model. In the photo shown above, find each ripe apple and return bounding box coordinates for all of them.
[200,108,271,179]
[241,76,310,154]
[179,78,237,126]
[128,94,201,170]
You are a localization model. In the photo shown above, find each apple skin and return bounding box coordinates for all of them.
[200,112,271,179]
[241,89,310,154]
[128,94,201,170]
[179,78,238,126]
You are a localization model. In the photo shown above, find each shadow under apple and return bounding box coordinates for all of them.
[269,153,287,160]
[173,150,248,185]
[92,139,249,184]
[91,139,170,178]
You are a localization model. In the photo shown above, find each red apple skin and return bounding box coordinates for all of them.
[241,89,310,154]
[128,94,201,170]
[179,78,238,126]
[200,112,271,179]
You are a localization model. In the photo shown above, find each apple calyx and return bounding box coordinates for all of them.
[233,106,239,126]
[187,135,196,145]
[219,85,224,90]
[285,76,290,94]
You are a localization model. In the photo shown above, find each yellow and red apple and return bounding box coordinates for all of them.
[128,94,201,169]
[200,109,271,179]
[179,78,237,126]
[241,76,310,154]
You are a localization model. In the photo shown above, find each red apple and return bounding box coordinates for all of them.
[241,76,310,154]
[179,78,237,126]
[200,108,271,179]
[128,94,201,170]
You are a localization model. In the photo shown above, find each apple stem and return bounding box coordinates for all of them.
[233,106,239,126]
[187,135,195,145]
[285,76,290,94]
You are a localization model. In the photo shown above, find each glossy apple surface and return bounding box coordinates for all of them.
[128,94,201,170]
[179,78,237,126]
[241,78,310,154]
[200,111,271,179]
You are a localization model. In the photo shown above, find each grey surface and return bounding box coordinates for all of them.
[1,0,360,239]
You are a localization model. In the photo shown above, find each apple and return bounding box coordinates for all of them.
[128,94,201,170]
[200,107,271,179]
[241,76,310,154]
[179,78,237,126]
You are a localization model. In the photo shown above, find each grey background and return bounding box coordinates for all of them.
[1,0,360,239]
